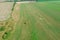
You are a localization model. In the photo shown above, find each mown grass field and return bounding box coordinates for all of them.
[0,1,60,40]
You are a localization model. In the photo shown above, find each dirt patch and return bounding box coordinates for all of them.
[12,4,20,22]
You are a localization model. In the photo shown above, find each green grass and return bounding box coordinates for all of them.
[0,26,5,31]
[1,1,60,40]
[33,2,60,22]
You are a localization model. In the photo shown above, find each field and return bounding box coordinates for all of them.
[0,1,60,40]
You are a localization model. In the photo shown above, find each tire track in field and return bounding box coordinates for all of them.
[24,5,38,40]
[22,2,59,39]
[18,4,31,40]
[19,4,38,40]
